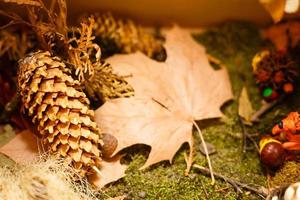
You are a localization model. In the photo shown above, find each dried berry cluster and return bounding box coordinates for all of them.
[252,50,298,101]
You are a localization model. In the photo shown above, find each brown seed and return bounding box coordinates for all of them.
[101,133,118,158]
[260,142,286,168]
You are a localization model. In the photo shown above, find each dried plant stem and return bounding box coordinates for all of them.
[92,166,103,177]
[239,116,248,153]
[193,120,215,184]
[239,116,260,153]
[200,179,209,199]
[193,164,267,198]
[184,136,194,176]
[250,100,280,122]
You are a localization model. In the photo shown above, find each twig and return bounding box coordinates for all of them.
[0,20,19,31]
[265,185,289,200]
[250,100,280,122]
[239,116,260,153]
[239,116,247,153]
[200,179,209,199]
[193,121,215,184]
[246,134,260,153]
[193,164,268,198]
[0,10,33,28]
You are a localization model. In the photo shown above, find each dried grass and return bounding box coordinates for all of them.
[2,0,42,7]
[0,29,34,60]
[0,155,98,200]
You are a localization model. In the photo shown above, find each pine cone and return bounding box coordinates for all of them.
[18,51,103,175]
[87,13,166,61]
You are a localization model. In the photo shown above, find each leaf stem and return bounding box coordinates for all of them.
[193,120,215,184]
[184,135,194,176]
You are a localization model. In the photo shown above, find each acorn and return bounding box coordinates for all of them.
[259,137,286,168]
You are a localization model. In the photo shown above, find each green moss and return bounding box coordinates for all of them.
[271,161,300,187]
[101,22,300,199]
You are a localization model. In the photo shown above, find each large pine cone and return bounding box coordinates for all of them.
[87,13,166,61]
[18,51,103,175]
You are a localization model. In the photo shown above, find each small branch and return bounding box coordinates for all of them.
[193,121,215,184]
[0,20,18,30]
[0,10,33,28]
[246,134,260,153]
[238,116,247,153]
[193,164,268,198]
[250,100,280,122]
[200,179,209,199]
[239,116,260,153]
[265,185,289,200]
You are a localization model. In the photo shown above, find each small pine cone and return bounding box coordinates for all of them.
[18,51,103,175]
[89,13,166,61]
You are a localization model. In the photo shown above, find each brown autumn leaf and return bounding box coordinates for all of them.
[0,130,39,164]
[95,26,233,170]
[88,155,127,188]
[259,0,286,23]
[238,86,254,125]
[0,130,127,187]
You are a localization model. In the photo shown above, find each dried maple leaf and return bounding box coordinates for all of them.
[88,155,127,188]
[0,130,39,164]
[95,26,233,180]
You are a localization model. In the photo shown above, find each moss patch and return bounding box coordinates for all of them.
[101,22,300,199]
[271,161,300,187]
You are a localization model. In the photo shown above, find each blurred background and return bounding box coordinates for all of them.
[67,0,272,26]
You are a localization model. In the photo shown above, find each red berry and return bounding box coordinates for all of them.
[274,71,285,83]
[283,83,294,94]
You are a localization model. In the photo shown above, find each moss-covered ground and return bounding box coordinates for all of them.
[100,22,300,200]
